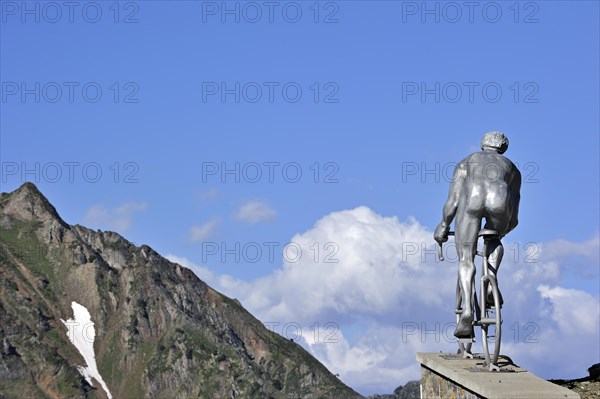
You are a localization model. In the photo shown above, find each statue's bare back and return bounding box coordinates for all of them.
[456,150,520,239]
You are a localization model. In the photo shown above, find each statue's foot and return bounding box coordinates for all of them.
[454,314,474,338]
[486,287,504,308]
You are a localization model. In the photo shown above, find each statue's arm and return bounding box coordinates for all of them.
[441,163,465,228]
[434,162,466,243]
[507,166,521,233]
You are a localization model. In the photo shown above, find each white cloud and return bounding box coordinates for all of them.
[538,235,600,279]
[538,285,599,336]
[499,283,600,379]
[83,201,148,232]
[189,219,220,242]
[168,207,600,395]
[234,201,277,224]
[196,187,219,202]
[542,234,599,260]
[238,207,452,324]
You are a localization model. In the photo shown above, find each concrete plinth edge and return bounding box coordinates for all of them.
[416,352,580,399]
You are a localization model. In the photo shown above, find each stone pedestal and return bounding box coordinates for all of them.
[416,352,580,399]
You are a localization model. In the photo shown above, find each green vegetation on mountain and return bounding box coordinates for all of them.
[0,183,362,399]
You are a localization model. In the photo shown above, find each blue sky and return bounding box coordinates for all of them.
[1,1,599,395]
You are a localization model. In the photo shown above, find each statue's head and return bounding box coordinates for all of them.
[481,131,509,154]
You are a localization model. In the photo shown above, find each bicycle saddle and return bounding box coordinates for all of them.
[478,229,499,237]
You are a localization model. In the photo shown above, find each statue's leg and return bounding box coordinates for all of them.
[454,213,479,338]
[484,214,509,307]
[485,238,504,307]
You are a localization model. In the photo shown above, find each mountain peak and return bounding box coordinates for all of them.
[0,184,363,398]
[17,181,42,194]
[1,182,67,226]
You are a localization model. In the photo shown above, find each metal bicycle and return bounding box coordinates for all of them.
[437,229,503,371]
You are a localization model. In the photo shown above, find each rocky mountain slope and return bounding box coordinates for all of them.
[367,381,420,399]
[0,183,362,399]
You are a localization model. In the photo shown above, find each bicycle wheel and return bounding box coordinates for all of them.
[480,275,502,370]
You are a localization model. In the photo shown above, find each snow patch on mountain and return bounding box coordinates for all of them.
[61,301,112,399]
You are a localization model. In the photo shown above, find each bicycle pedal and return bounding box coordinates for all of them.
[489,364,500,372]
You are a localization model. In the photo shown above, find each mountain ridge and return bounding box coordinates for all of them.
[0,182,362,399]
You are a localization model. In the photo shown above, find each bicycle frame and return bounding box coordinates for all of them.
[438,230,502,371]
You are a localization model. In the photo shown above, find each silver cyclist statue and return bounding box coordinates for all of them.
[434,131,521,348]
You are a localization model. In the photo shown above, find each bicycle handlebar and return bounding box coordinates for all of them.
[437,230,500,261]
